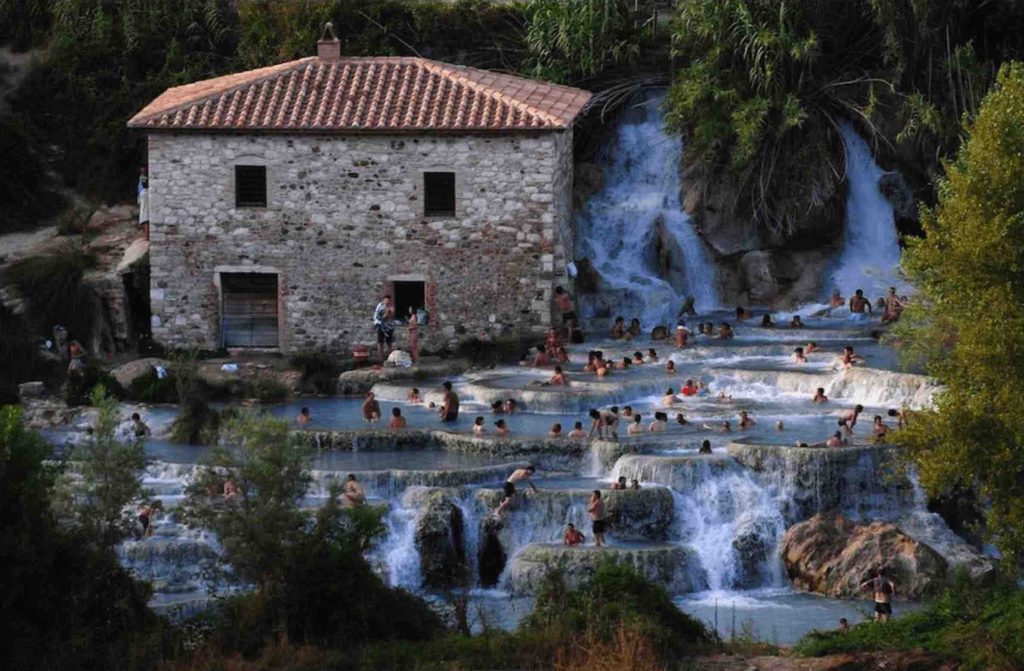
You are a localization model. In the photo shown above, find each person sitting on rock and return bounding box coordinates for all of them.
[388,407,406,430]
[341,473,366,508]
[871,415,888,443]
[649,411,668,433]
[568,421,587,439]
[611,316,626,339]
[790,315,804,328]
[826,431,847,448]
[549,423,562,438]
[627,414,645,436]
[544,327,563,358]
[812,387,829,404]
[362,392,381,425]
[564,522,585,546]
[611,476,627,490]
[662,388,681,407]
[793,346,807,364]
[550,365,569,386]
[698,439,713,454]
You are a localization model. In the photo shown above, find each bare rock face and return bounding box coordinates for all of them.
[879,171,919,231]
[414,490,469,590]
[110,357,168,389]
[573,162,604,209]
[780,514,947,599]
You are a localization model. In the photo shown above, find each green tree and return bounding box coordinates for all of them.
[73,385,146,546]
[895,61,1024,572]
[184,412,313,589]
[524,0,643,84]
[1,405,164,671]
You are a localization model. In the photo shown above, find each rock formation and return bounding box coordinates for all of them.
[413,490,469,589]
[780,514,947,599]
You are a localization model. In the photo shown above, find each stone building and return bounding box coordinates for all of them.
[129,32,590,352]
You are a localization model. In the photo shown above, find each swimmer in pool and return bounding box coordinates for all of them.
[790,315,804,328]
[494,419,510,436]
[829,289,845,308]
[776,419,784,431]
[611,316,626,339]
[627,414,645,435]
[739,410,756,429]
[473,416,486,435]
[849,289,872,316]
[362,392,381,425]
[568,421,587,439]
[805,341,819,354]
[665,360,677,375]
[871,415,888,443]
[761,313,774,328]
[793,346,807,364]
[736,306,753,321]
[407,388,421,403]
[649,412,669,433]
[662,388,681,407]
[812,387,829,403]
[887,406,908,430]
[550,365,569,386]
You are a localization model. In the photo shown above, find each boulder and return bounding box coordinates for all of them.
[414,490,469,589]
[478,515,507,587]
[879,171,919,231]
[507,542,705,595]
[111,357,169,389]
[780,514,948,599]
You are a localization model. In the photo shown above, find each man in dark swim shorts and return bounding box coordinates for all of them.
[494,466,537,517]
[439,380,460,422]
[588,490,606,547]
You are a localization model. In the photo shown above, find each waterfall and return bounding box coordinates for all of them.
[577,92,718,327]
[828,124,903,300]
[376,500,423,589]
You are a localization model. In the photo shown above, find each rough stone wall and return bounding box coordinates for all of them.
[147,131,574,352]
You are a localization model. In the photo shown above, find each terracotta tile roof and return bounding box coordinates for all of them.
[128,57,591,133]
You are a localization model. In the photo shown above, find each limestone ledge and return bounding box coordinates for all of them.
[726,441,916,525]
[707,366,941,410]
[298,428,636,475]
[474,486,675,542]
[612,453,739,491]
[338,359,471,396]
[506,542,705,595]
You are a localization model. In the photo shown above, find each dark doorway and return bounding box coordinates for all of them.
[221,273,279,347]
[393,280,425,323]
[122,267,152,354]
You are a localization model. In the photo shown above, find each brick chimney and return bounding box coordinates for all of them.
[317,22,340,62]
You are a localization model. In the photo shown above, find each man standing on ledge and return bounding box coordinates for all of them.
[554,286,575,341]
[439,380,460,423]
[373,294,395,364]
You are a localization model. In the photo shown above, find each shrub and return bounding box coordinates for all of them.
[246,378,289,403]
[3,243,102,351]
[523,562,712,662]
[0,114,66,232]
[795,573,1024,670]
[288,351,339,395]
[64,359,124,406]
[127,368,179,404]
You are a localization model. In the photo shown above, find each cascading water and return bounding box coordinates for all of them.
[828,124,903,300]
[576,93,718,326]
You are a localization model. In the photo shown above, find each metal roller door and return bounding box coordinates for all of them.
[220,273,279,348]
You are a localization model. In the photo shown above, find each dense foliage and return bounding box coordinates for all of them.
[666,0,1024,238]
[3,241,102,348]
[796,573,1024,670]
[0,405,165,671]
[894,62,1024,571]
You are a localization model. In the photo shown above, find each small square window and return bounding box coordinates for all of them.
[235,165,267,207]
[423,172,455,217]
